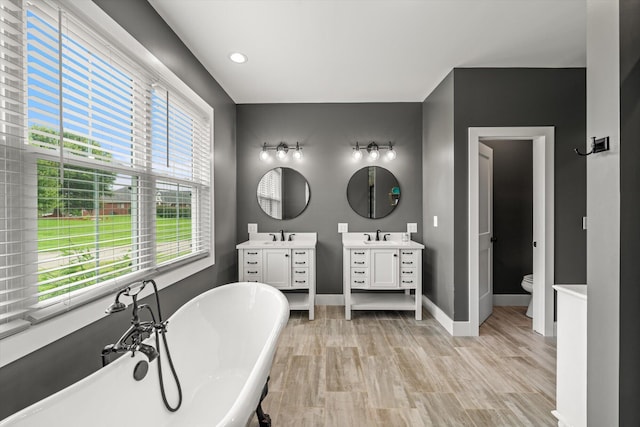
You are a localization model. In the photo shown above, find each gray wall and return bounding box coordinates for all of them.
[236,103,423,294]
[0,0,237,419]
[452,68,587,320]
[422,72,455,316]
[619,0,640,423]
[482,139,533,294]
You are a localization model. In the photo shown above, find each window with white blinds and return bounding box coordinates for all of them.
[0,0,213,339]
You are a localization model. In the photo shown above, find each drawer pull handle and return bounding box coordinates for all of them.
[354,251,365,255]
[247,252,258,255]
[402,270,412,274]
[295,261,306,265]
[295,270,306,274]
[354,280,365,284]
[354,261,365,264]
[295,280,306,284]
[402,280,413,284]
[247,261,258,265]
[402,251,413,255]
[354,271,364,274]
[402,261,413,265]
[247,270,258,274]
[294,251,306,255]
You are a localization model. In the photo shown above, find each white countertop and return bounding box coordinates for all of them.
[342,240,424,249]
[236,232,317,249]
[553,284,587,300]
[236,240,317,249]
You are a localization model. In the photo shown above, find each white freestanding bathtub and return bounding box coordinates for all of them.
[0,282,289,427]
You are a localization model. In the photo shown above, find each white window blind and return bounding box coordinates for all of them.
[0,0,212,339]
[257,168,282,219]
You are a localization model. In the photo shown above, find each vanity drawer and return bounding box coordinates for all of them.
[292,268,309,287]
[292,250,309,267]
[350,276,369,288]
[350,250,369,267]
[243,267,263,282]
[243,250,262,266]
[350,267,369,280]
[400,267,417,279]
[399,250,419,267]
[400,278,417,288]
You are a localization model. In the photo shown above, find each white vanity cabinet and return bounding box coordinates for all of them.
[343,233,424,320]
[237,233,316,320]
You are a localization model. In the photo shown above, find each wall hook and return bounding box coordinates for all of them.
[575,136,610,156]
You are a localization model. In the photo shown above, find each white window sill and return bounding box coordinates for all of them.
[0,255,214,368]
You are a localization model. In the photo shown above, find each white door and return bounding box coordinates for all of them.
[263,249,291,288]
[478,143,494,324]
[370,249,399,288]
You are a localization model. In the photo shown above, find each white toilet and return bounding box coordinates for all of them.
[521,274,534,318]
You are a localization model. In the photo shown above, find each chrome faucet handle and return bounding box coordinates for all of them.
[288,233,296,241]
[383,233,391,241]
[364,233,371,241]
[269,233,277,241]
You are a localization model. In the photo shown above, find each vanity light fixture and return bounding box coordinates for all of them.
[259,142,304,161]
[351,141,396,161]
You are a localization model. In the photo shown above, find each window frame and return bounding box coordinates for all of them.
[0,0,215,367]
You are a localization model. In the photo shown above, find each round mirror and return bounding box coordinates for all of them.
[347,166,400,219]
[257,167,310,220]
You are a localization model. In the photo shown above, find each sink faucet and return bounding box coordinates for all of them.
[364,233,371,241]
[269,233,277,241]
[288,233,295,241]
[279,229,285,241]
[383,233,391,241]
[376,229,382,241]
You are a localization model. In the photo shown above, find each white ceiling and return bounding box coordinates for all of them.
[148,0,586,104]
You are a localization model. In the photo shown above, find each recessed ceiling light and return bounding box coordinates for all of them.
[229,52,248,64]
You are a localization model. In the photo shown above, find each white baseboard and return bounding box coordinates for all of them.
[422,295,479,337]
[421,295,454,334]
[493,294,531,306]
[315,294,344,305]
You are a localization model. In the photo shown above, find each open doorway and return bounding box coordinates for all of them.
[469,127,555,337]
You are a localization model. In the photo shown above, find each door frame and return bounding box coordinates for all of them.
[468,127,555,337]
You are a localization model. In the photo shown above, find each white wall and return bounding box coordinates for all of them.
[586,1,620,425]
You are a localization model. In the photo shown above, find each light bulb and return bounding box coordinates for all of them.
[387,148,396,160]
[260,143,269,161]
[353,149,362,160]
[277,149,287,160]
[293,142,303,159]
[369,149,379,160]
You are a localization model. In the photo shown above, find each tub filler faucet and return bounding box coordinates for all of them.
[102,281,162,366]
[103,279,183,412]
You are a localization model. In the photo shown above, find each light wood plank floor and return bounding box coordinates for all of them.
[249,305,557,427]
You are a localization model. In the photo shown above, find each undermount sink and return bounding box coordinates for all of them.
[262,241,288,245]
[363,240,398,245]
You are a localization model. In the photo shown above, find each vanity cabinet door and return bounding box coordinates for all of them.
[370,249,399,288]
[263,249,291,289]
